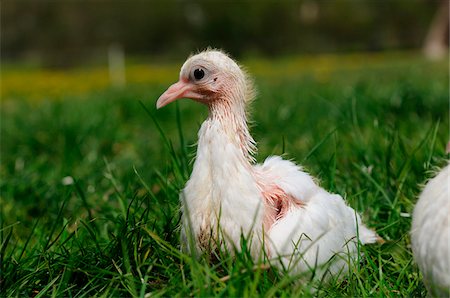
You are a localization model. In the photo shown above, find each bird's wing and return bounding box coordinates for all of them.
[254,155,379,245]
[253,155,321,232]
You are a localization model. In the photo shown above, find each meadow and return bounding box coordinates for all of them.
[1,52,448,297]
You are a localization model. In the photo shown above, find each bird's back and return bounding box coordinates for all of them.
[411,164,450,296]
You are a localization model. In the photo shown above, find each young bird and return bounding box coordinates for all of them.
[156,49,379,279]
[411,164,450,297]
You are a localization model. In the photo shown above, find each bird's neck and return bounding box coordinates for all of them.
[207,99,256,162]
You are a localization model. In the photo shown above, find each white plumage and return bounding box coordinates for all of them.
[156,49,378,279]
[411,164,450,296]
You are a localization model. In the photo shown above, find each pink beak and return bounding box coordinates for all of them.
[156,79,200,109]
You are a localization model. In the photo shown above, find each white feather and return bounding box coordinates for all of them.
[257,156,377,278]
[180,116,378,279]
[411,164,450,297]
[181,118,264,256]
[159,49,379,281]
[254,156,319,202]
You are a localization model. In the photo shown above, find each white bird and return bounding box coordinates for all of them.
[156,49,379,279]
[411,164,450,296]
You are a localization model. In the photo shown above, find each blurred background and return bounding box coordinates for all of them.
[2,0,448,102]
[3,0,448,68]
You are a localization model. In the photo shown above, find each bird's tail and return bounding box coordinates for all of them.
[359,225,384,244]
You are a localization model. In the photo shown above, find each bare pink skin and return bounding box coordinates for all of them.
[157,76,302,239]
[258,182,304,234]
[156,52,306,255]
[157,51,381,277]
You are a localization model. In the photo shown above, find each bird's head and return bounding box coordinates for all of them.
[156,49,254,109]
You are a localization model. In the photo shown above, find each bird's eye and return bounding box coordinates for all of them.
[193,68,205,80]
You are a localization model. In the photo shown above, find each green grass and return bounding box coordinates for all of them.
[1,53,448,297]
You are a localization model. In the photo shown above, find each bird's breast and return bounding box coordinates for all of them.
[181,120,264,249]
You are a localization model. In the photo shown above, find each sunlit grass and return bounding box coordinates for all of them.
[1,52,448,296]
